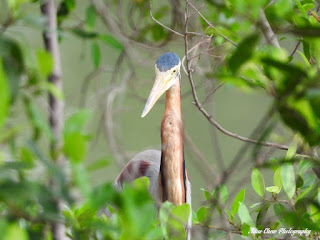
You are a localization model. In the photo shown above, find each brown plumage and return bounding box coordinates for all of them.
[113,52,191,239]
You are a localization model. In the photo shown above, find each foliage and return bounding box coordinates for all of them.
[0,0,320,239]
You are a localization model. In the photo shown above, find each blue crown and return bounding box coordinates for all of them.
[156,52,180,72]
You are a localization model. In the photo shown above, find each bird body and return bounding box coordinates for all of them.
[113,52,191,239]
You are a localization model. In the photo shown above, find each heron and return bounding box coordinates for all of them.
[113,52,191,238]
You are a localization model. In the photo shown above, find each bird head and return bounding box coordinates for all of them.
[141,52,181,118]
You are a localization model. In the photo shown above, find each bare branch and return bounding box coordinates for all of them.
[201,82,225,106]
[149,3,184,37]
[40,0,65,239]
[187,1,238,47]
[259,9,280,48]
[184,1,289,152]
[183,130,218,186]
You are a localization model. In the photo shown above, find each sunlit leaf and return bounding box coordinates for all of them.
[297,51,311,68]
[310,203,320,223]
[238,202,255,227]
[36,49,53,77]
[219,184,229,204]
[266,186,281,193]
[197,206,212,224]
[232,188,245,215]
[295,0,307,18]
[0,59,10,130]
[4,223,28,240]
[281,163,296,199]
[63,132,87,163]
[274,167,282,189]
[251,168,265,197]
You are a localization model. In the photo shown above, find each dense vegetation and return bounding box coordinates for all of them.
[0,0,320,239]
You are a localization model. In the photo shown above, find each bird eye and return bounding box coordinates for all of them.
[172,69,176,75]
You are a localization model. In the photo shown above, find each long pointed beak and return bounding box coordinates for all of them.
[141,74,170,118]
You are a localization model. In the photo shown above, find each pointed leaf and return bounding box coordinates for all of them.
[251,168,265,197]
[281,163,296,199]
[238,202,255,227]
[0,59,10,130]
[232,188,245,215]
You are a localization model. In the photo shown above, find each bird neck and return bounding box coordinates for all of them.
[159,78,186,205]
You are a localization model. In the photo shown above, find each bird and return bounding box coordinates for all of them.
[113,52,191,238]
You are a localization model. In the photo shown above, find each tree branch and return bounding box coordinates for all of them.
[184,2,288,152]
[187,1,238,47]
[259,9,280,48]
[40,0,65,239]
[149,3,184,38]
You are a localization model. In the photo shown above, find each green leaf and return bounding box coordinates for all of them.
[0,37,24,100]
[36,49,53,77]
[281,163,296,199]
[172,203,190,224]
[132,176,150,189]
[57,0,76,25]
[274,167,282,189]
[310,203,320,223]
[91,41,100,69]
[238,202,255,227]
[266,186,281,193]
[270,158,280,172]
[298,159,313,174]
[4,223,28,240]
[63,110,91,163]
[273,202,285,216]
[71,29,99,39]
[295,0,307,18]
[87,157,110,172]
[160,201,187,240]
[63,132,87,163]
[232,188,245,215]
[86,5,96,29]
[219,184,229,203]
[278,104,320,146]
[201,188,211,201]
[303,3,315,12]
[99,34,123,51]
[285,140,297,160]
[307,88,320,119]
[64,110,91,135]
[296,174,304,189]
[251,168,265,197]
[0,59,10,130]
[241,223,250,236]
[45,82,64,100]
[229,33,259,73]
[72,163,91,197]
[297,51,311,68]
[197,206,212,224]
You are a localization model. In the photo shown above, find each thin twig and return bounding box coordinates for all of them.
[187,1,238,47]
[184,3,288,152]
[290,41,301,57]
[201,82,225,106]
[149,3,184,38]
[183,130,218,186]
